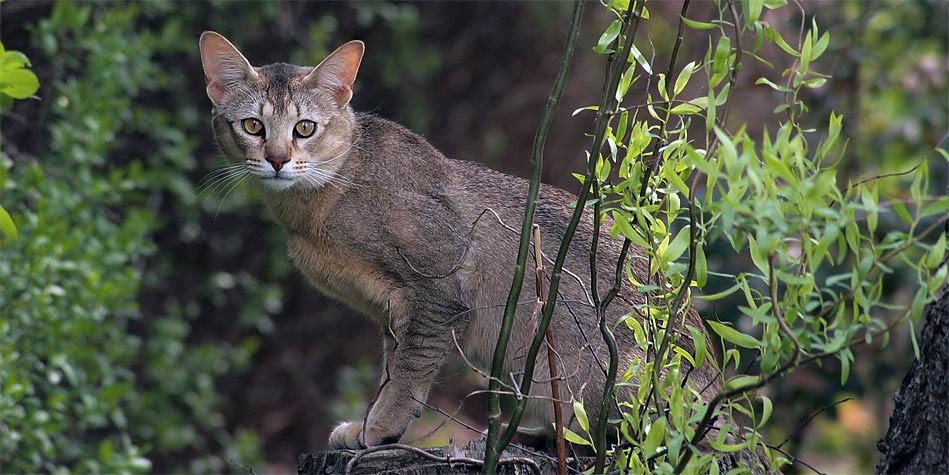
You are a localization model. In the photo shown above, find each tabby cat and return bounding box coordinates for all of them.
[198,31,720,451]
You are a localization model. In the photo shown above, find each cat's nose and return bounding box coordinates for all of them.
[266,155,290,172]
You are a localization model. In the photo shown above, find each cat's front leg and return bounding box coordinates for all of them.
[328,301,466,449]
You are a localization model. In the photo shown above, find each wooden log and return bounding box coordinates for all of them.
[298,440,586,475]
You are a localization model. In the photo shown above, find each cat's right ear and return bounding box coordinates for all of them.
[199,31,259,105]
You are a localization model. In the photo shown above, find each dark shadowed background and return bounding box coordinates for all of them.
[1,1,945,473]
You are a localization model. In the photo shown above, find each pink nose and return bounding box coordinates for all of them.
[266,155,290,172]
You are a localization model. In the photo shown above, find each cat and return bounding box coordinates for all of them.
[198,31,721,452]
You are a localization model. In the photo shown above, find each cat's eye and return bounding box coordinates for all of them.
[294,120,317,138]
[241,118,265,136]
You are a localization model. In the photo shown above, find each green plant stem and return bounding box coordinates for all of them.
[494,0,646,462]
[481,2,585,472]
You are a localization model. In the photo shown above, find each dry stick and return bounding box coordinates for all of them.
[495,2,647,467]
[482,1,585,472]
[531,224,568,475]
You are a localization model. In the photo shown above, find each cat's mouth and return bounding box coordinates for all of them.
[260,175,297,190]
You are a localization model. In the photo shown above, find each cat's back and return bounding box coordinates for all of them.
[353,113,452,188]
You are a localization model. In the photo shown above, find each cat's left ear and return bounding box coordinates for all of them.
[305,40,365,108]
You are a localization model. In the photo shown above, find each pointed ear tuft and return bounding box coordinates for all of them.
[304,40,365,108]
[199,31,259,105]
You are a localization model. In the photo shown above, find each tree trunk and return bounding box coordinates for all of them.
[876,221,949,473]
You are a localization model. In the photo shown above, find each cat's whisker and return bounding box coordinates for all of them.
[197,174,245,202]
[198,163,247,187]
[304,166,360,190]
[214,173,251,219]
[319,141,358,165]
[197,168,250,201]
[303,161,360,186]
[302,169,342,191]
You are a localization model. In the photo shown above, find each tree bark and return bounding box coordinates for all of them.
[298,441,576,475]
[877,221,949,474]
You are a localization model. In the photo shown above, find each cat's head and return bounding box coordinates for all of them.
[199,31,364,191]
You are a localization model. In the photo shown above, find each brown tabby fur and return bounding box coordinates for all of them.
[198,31,720,450]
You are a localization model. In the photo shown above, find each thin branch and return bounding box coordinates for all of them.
[775,396,853,450]
[766,444,827,475]
[769,254,801,367]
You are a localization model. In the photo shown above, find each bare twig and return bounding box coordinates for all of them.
[530,225,567,475]
[776,396,853,450]
[766,444,827,475]
[227,458,258,475]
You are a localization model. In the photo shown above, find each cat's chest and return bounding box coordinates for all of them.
[286,234,395,320]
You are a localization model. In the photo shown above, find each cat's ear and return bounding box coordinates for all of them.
[199,31,259,105]
[304,40,365,108]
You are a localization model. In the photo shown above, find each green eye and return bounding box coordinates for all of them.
[294,120,317,138]
[241,118,264,136]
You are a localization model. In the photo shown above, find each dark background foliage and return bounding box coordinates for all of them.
[1,1,945,473]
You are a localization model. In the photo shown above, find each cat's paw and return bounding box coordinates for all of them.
[329,421,364,449]
[328,421,401,449]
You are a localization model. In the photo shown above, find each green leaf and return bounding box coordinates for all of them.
[743,0,763,26]
[840,351,851,385]
[908,320,921,360]
[1,50,31,68]
[681,16,717,30]
[643,418,666,456]
[596,19,622,54]
[616,64,636,102]
[921,195,949,218]
[769,27,800,57]
[674,61,697,96]
[689,326,707,367]
[748,236,770,275]
[707,320,759,349]
[758,395,773,428]
[573,399,590,433]
[628,44,652,74]
[861,185,878,234]
[724,374,759,391]
[696,282,742,301]
[695,244,708,287]
[665,226,691,262]
[812,31,831,59]
[615,111,629,144]
[911,287,927,321]
[0,68,39,99]
[562,427,592,447]
[755,77,791,93]
[927,234,947,269]
[611,210,646,247]
[711,36,731,88]
[0,205,17,239]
